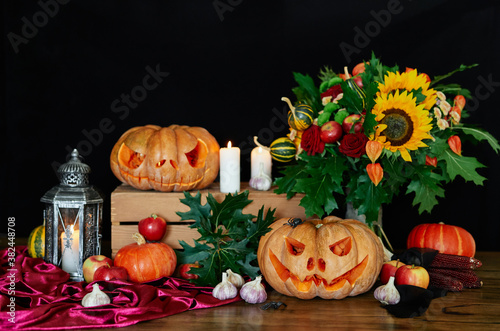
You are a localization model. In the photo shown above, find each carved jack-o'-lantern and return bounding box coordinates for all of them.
[257,216,384,299]
[110,125,220,191]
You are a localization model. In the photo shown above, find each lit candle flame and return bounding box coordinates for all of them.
[227,141,232,148]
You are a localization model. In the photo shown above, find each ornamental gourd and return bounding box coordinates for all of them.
[110,125,220,192]
[257,216,384,300]
[27,224,45,258]
[114,233,177,283]
[407,222,476,257]
[270,137,296,163]
[282,97,314,131]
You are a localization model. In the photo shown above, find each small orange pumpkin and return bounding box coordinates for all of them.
[114,233,177,283]
[407,222,476,257]
[257,216,384,300]
[110,124,220,191]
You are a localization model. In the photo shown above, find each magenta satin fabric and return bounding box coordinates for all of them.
[0,246,241,330]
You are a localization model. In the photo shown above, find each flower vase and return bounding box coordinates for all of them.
[345,202,392,261]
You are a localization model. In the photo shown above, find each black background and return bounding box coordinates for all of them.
[2,0,499,251]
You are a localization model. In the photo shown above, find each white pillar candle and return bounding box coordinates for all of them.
[61,225,80,274]
[251,146,272,179]
[219,141,240,193]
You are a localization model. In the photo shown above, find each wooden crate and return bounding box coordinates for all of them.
[111,182,306,257]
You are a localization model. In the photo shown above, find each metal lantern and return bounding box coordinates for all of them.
[41,149,104,281]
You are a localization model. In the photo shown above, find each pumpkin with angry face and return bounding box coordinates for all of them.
[110,125,220,191]
[257,216,384,299]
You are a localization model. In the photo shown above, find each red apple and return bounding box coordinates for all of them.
[94,263,129,281]
[395,265,430,289]
[380,260,405,285]
[342,114,363,133]
[176,263,200,280]
[320,121,343,144]
[138,214,167,242]
[83,255,114,283]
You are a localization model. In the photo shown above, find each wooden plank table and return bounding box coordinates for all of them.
[84,251,500,330]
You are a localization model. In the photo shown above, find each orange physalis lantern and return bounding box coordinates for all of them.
[425,155,438,167]
[366,163,383,186]
[366,141,383,163]
[448,136,462,156]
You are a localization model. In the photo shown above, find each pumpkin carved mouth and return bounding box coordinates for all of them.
[268,248,369,292]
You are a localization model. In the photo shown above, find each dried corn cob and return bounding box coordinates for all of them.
[428,270,464,291]
[429,253,482,270]
[428,268,483,288]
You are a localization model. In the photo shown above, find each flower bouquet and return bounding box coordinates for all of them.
[267,53,499,241]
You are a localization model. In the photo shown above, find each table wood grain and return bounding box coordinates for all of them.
[84,251,500,331]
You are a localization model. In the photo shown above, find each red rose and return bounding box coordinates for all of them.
[301,125,325,156]
[339,133,368,158]
[320,84,343,102]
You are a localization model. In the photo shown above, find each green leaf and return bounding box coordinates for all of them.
[274,163,307,199]
[406,171,446,214]
[294,168,338,217]
[439,149,486,185]
[453,126,500,153]
[292,72,321,114]
[338,81,363,113]
[352,174,390,224]
[176,190,276,287]
[176,240,212,265]
[176,191,212,231]
[237,252,261,279]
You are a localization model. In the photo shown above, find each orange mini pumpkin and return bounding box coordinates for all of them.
[110,124,220,191]
[114,233,177,283]
[257,216,384,300]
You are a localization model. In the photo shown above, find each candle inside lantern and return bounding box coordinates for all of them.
[219,141,240,193]
[251,146,272,179]
[60,225,80,274]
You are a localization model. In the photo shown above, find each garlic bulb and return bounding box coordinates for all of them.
[240,275,267,304]
[249,163,272,191]
[212,272,238,300]
[374,276,400,305]
[226,269,244,288]
[81,283,111,307]
[249,175,272,191]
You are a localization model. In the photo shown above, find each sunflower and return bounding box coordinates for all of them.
[377,70,437,110]
[371,90,433,162]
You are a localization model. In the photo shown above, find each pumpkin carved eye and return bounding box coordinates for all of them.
[285,237,305,256]
[118,144,146,169]
[330,237,352,256]
[185,140,208,168]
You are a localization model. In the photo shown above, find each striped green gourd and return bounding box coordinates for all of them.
[27,225,45,258]
[344,66,366,109]
[282,97,314,131]
[270,137,297,162]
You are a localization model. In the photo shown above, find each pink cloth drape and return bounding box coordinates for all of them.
[0,246,241,330]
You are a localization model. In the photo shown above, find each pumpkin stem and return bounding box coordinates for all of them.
[253,136,270,152]
[281,97,295,111]
[132,232,147,245]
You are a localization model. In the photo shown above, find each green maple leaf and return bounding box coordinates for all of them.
[176,191,211,232]
[176,240,211,264]
[294,168,338,217]
[439,150,486,185]
[321,153,349,188]
[176,191,276,287]
[274,163,307,199]
[406,171,446,214]
[453,126,500,153]
[237,252,261,279]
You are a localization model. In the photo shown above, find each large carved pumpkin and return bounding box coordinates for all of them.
[110,125,220,191]
[257,216,384,300]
